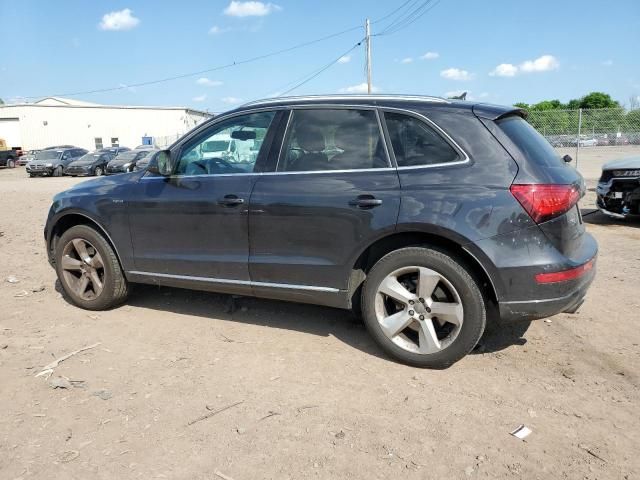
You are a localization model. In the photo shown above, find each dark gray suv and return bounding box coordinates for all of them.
[44,95,597,368]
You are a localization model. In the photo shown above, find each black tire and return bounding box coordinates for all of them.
[55,225,128,310]
[94,166,103,176]
[7,159,16,168]
[53,165,63,177]
[361,247,486,368]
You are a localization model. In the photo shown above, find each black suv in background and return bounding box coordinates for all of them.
[106,149,154,174]
[44,95,597,368]
[26,147,88,177]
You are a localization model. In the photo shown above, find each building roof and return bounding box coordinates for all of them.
[1,97,211,117]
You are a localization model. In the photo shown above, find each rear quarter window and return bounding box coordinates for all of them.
[497,116,564,168]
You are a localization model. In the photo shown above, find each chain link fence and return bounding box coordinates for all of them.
[527,107,640,177]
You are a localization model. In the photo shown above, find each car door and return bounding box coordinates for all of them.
[248,107,401,301]
[128,110,281,286]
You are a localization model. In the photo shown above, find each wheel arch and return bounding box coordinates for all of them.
[48,211,124,273]
[349,229,501,309]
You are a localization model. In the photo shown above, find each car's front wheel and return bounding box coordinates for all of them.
[53,165,63,177]
[94,166,103,176]
[55,225,129,310]
[361,247,486,368]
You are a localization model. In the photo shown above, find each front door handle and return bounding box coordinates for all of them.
[218,194,245,207]
[349,195,383,209]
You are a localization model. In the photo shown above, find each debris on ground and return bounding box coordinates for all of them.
[35,342,101,378]
[49,376,73,389]
[188,400,244,426]
[14,290,30,298]
[578,444,607,463]
[510,424,532,440]
[59,450,80,463]
[31,285,46,293]
[92,389,113,400]
[6,275,19,283]
[214,471,236,480]
[259,410,281,422]
[1,343,8,349]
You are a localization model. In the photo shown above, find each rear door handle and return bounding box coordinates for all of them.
[218,194,245,207]
[349,195,383,209]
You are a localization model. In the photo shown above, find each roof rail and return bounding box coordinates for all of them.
[241,94,450,108]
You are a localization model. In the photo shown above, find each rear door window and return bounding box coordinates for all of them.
[278,109,389,172]
[497,116,564,167]
[384,112,461,167]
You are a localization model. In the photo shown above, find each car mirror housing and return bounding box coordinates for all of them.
[147,150,173,176]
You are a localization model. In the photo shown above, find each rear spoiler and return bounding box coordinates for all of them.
[472,103,527,121]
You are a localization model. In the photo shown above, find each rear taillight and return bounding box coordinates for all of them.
[510,184,581,223]
[535,258,594,284]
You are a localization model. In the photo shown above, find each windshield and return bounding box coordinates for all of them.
[497,116,563,167]
[114,152,138,161]
[77,154,101,163]
[36,150,62,160]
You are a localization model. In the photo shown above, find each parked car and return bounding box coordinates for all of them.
[99,146,131,156]
[44,95,597,368]
[0,138,20,169]
[106,150,154,174]
[132,149,159,172]
[579,137,597,147]
[134,144,155,150]
[26,147,88,177]
[596,136,610,146]
[596,156,640,219]
[64,151,115,177]
[18,150,40,166]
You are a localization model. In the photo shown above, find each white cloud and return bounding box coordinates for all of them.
[99,8,140,31]
[400,57,413,64]
[223,1,281,17]
[196,77,223,87]
[489,63,518,77]
[520,54,559,73]
[209,25,231,35]
[339,83,381,94]
[489,55,560,77]
[421,51,439,60]
[221,96,243,104]
[602,59,613,67]
[440,68,473,81]
[337,55,351,64]
[192,94,207,102]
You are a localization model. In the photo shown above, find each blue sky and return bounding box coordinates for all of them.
[1,0,639,112]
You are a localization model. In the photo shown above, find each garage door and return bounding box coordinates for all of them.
[0,118,21,149]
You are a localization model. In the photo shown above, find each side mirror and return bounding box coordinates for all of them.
[562,154,573,163]
[147,150,173,176]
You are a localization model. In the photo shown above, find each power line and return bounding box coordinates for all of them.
[20,24,364,99]
[277,39,365,97]
[376,0,442,36]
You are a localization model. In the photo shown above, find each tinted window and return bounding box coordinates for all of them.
[175,111,275,176]
[279,109,388,172]
[384,112,460,167]
[497,116,562,167]
[36,150,62,160]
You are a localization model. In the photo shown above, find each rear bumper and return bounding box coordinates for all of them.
[498,259,595,321]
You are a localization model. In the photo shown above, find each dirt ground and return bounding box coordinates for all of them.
[1,147,639,480]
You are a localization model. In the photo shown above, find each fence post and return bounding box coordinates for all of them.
[575,108,582,169]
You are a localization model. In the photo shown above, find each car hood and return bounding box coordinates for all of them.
[55,170,144,200]
[602,156,640,170]
[68,160,98,167]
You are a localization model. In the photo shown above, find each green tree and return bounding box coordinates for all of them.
[530,99,564,110]
[513,102,530,109]
[578,92,619,109]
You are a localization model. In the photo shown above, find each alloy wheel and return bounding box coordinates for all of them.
[60,238,105,300]
[95,167,103,176]
[374,266,464,354]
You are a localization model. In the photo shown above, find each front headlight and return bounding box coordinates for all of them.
[46,163,53,167]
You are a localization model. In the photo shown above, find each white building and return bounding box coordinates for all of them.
[0,97,211,151]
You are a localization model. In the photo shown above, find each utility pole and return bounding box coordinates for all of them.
[365,18,372,94]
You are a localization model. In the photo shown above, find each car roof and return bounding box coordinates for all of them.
[223,94,522,121]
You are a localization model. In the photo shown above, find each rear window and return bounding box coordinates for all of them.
[497,116,563,167]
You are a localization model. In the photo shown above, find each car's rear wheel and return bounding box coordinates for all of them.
[55,225,128,310]
[361,247,486,368]
[53,165,63,177]
[7,159,16,168]
[94,166,103,176]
